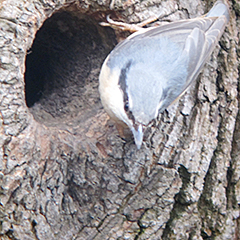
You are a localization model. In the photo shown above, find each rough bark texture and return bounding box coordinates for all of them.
[0,0,239,239]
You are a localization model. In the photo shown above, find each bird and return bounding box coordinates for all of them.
[99,0,230,149]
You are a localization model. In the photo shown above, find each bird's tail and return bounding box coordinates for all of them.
[206,0,230,23]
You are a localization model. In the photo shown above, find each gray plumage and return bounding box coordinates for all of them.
[99,0,230,149]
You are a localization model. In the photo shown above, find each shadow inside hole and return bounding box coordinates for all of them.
[25,10,116,127]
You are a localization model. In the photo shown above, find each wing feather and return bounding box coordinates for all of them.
[182,15,228,92]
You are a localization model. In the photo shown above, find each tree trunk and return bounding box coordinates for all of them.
[0,0,239,239]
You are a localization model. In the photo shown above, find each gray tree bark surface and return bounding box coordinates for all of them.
[0,0,239,239]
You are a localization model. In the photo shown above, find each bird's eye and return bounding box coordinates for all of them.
[124,102,129,111]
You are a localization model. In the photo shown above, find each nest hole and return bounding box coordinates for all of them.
[25,9,116,127]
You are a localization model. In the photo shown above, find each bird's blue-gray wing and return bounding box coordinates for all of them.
[114,14,228,90]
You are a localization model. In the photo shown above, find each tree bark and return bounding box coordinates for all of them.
[0,0,239,239]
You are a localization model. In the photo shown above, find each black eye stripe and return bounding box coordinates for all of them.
[118,60,136,124]
[118,60,132,103]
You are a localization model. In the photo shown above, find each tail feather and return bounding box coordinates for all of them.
[206,0,230,22]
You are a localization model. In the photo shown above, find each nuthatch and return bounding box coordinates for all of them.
[99,1,230,149]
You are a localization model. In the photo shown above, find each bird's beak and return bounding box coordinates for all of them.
[131,124,143,149]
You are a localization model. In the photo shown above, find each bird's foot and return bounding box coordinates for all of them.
[99,15,158,32]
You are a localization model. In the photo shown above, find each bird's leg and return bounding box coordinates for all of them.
[99,15,158,33]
